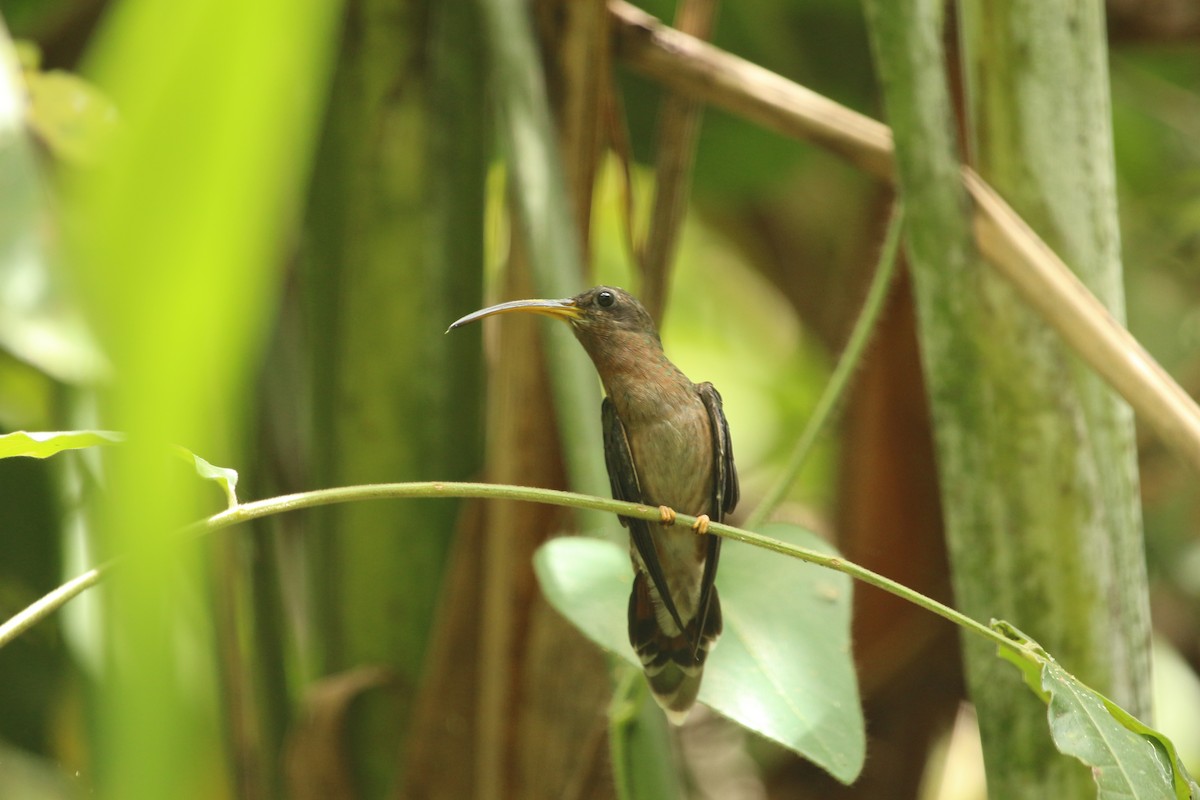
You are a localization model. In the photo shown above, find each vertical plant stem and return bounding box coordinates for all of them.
[746,202,905,530]
[554,0,610,258]
[607,665,682,800]
[956,0,1153,786]
[477,0,675,795]
[478,0,611,526]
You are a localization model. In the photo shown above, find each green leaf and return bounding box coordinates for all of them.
[995,621,1199,799]
[992,620,1052,703]
[0,429,124,458]
[534,521,865,784]
[0,30,106,383]
[0,431,238,506]
[535,535,631,652]
[23,67,119,164]
[174,447,238,509]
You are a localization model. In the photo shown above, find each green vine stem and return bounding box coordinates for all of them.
[1,479,1016,657]
[746,202,905,531]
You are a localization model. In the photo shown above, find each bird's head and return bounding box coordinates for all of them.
[448,286,661,354]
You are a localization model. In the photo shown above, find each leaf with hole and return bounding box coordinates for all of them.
[995,621,1199,800]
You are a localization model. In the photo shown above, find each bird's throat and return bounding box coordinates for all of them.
[582,334,695,425]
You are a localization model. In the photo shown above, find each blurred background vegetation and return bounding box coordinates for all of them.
[0,0,1198,798]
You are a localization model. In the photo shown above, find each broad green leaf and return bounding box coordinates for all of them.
[0,26,106,383]
[0,429,123,458]
[62,0,338,791]
[534,521,864,784]
[995,621,1199,799]
[535,535,631,652]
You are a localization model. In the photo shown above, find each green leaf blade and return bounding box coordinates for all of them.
[703,522,863,783]
[0,429,123,459]
[174,447,239,509]
[0,431,239,507]
[996,622,1198,799]
[1042,660,1177,800]
[534,521,865,784]
[533,535,630,655]
[0,33,108,383]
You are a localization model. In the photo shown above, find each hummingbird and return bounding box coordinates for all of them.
[449,286,738,723]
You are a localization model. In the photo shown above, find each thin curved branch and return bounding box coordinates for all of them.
[1,480,1015,657]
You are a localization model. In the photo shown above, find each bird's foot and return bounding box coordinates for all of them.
[658,505,677,526]
[691,514,711,536]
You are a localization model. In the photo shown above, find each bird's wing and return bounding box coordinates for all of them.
[602,397,687,636]
[698,383,739,519]
[695,382,739,654]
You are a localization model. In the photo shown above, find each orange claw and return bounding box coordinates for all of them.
[658,505,676,525]
[691,514,710,535]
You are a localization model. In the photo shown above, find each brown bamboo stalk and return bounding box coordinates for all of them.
[552,0,611,257]
[639,0,720,324]
[609,0,1200,473]
[611,1,895,178]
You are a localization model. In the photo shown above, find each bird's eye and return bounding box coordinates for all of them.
[597,290,615,308]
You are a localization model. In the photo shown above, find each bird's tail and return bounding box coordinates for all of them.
[627,572,722,725]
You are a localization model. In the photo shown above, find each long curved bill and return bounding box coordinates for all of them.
[446,297,581,332]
